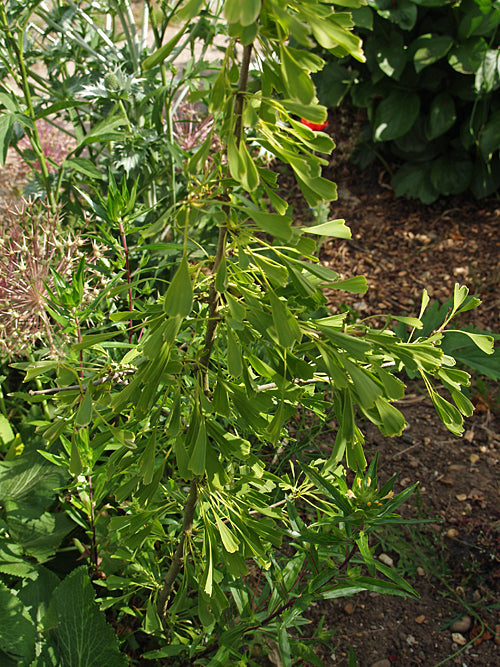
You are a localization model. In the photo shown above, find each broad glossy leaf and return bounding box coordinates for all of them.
[392,162,439,203]
[412,34,453,73]
[373,91,420,142]
[430,156,473,195]
[479,110,500,161]
[426,92,456,140]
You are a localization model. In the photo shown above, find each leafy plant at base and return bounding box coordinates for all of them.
[314,0,500,202]
[0,1,495,664]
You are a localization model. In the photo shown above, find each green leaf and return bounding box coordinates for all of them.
[448,38,489,75]
[70,433,83,476]
[426,93,456,141]
[0,113,14,166]
[369,33,408,80]
[0,414,14,446]
[214,515,240,553]
[163,256,193,318]
[224,0,261,26]
[479,111,500,161]
[239,141,259,192]
[75,389,92,428]
[47,568,126,666]
[412,34,453,73]
[280,45,315,105]
[373,91,420,142]
[430,156,472,196]
[475,49,500,93]
[245,208,293,241]
[227,328,242,377]
[188,419,207,476]
[446,330,494,356]
[0,582,36,666]
[303,218,351,238]
[392,162,439,204]
[63,157,102,180]
[268,291,300,348]
[142,26,187,70]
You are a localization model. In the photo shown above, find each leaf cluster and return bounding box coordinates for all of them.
[315,0,500,201]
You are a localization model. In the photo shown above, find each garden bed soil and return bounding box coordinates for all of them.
[290,109,500,667]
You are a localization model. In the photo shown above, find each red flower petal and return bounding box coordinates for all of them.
[300,117,328,131]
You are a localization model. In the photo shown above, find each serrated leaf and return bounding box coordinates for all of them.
[47,567,126,666]
[0,582,36,666]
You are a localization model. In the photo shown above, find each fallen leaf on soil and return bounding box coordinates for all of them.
[471,625,493,646]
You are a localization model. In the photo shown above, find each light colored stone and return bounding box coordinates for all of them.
[371,660,391,667]
[378,553,394,567]
[415,615,426,624]
[450,615,472,633]
[447,528,459,538]
[451,632,467,646]
[494,624,500,646]
[416,566,426,577]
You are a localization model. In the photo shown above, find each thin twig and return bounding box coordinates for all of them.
[25,369,136,396]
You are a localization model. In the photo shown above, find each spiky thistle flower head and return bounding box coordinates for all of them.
[0,199,98,358]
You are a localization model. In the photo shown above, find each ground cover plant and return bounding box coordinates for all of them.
[314,0,500,202]
[0,1,496,664]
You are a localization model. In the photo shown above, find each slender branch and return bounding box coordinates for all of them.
[25,369,136,396]
[157,479,198,622]
[198,43,253,393]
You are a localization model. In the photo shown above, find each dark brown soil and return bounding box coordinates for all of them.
[295,109,500,667]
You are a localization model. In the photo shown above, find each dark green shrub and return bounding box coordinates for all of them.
[315,0,500,202]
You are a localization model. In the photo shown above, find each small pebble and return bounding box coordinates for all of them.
[371,660,391,667]
[415,615,426,624]
[447,528,459,538]
[343,602,355,615]
[451,632,467,645]
[495,624,500,646]
[378,553,394,567]
[450,615,472,633]
[416,566,426,577]
[472,590,481,602]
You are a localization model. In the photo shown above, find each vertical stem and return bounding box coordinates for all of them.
[157,42,254,624]
[0,7,56,210]
[119,219,134,345]
[198,43,253,393]
[87,474,100,578]
[157,479,198,621]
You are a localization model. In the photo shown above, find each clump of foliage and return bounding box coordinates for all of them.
[315,0,500,202]
[0,0,494,664]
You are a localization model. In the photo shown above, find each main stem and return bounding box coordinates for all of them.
[157,43,253,621]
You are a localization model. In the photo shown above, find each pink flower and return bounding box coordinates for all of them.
[300,117,328,131]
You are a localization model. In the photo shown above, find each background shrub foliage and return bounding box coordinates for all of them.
[0,0,494,664]
[315,0,500,202]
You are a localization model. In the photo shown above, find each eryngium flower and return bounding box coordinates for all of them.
[0,200,94,358]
